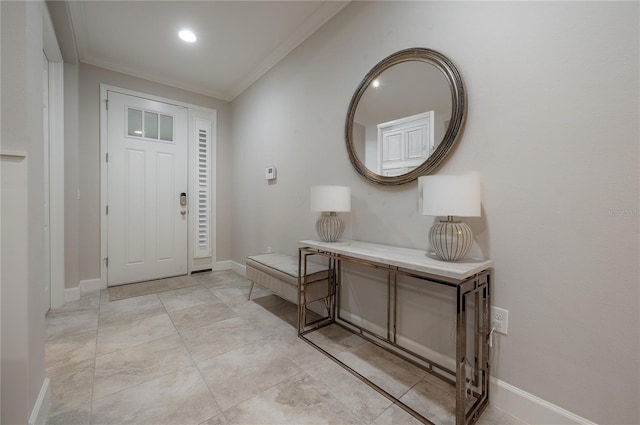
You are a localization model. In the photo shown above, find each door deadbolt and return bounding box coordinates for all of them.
[180,192,187,206]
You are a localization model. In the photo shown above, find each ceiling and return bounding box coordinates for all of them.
[66,1,349,101]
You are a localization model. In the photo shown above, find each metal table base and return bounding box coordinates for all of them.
[297,244,492,425]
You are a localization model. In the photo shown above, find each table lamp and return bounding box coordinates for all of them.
[310,185,351,242]
[419,172,481,261]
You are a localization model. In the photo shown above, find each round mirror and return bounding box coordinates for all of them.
[345,48,467,185]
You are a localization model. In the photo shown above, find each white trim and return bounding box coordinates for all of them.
[338,311,595,425]
[48,61,65,309]
[64,278,105,304]
[100,85,108,288]
[80,278,105,294]
[42,7,62,62]
[188,108,217,268]
[226,1,350,100]
[213,260,233,271]
[100,84,217,287]
[43,4,66,310]
[64,287,80,303]
[213,260,246,276]
[69,2,349,101]
[231,261,246,276]
[28,378,50,425]
[490,378,597,425]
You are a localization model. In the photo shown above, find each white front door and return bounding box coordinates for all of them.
[107,91,188,286]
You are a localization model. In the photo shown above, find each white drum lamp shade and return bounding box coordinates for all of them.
[310,186,351,242]
[419,173,481,261]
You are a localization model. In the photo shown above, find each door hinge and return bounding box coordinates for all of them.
[106,205,109,215]
[105,257,109,267]
[105,99,109,110]
[106,153,109,163]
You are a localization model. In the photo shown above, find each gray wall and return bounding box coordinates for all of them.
[1,1,47,422]
[71,64,232,284]
[230,2,639,424]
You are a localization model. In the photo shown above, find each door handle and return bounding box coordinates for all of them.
[181,210,187,215]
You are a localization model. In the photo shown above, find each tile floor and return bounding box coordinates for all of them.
[45,270,526,425]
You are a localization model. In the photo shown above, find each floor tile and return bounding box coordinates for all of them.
[243,308,299,339]
[194,270,244,288]
[46,308,99,341]
[334,341,424,399]
[477,405,528,425]
[158,284,221,312]
[54,292,100,313]
[47,358,95,417]
[46,329,97,370]
[208,283,253,301]
[422,369,457,397]
[222,371,362,425]
[268,333,328,370]
[371,404,424,425]
[99,293,165,328]
[93,334,193,400]
[222,293,279,316]
[108,275,200,301]
[246,293,286,310]
[91,366,220,425]
[180,315,271,363]
[96,313,176,355]
[303,323,365,356]
[197,339,302,410]
[199,414,228,425]
[44,271,519,425]
[45,403,91,425]
[169,300,238,332]
[257,298,299,327]
[305,358,392,422]
[399,379,456,425]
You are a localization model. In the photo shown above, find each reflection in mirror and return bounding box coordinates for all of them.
[345,48,467,186]
[352,61,452,177]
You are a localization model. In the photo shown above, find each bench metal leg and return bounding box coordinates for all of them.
[248,282,254,300]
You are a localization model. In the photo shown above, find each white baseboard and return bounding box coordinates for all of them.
[64,278,105,304]
[490,378,596,425]
[213,260,246,276]
[231,261,246,276]
[80,278,105,293]
[338,311,595,425]
[213,260,232,271]
[64,287,80,303]
[28,377,50,425]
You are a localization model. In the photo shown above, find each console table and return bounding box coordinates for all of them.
[297,240,493,425]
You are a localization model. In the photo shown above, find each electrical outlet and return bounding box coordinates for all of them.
[491,306,509,335]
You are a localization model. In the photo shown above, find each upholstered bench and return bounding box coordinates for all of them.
[245,252,330,306]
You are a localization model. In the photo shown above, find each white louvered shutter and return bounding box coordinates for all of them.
[194,118,211,258]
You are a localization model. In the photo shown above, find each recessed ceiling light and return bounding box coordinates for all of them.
[178,29,197,43]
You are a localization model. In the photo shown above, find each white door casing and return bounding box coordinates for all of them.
[106,91,188,286]
[42,51,51,312]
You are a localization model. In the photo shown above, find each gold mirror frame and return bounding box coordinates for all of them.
[345,48,467,186]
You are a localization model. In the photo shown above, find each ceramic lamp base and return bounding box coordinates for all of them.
[316,212,343,242]
[429,218,473,261]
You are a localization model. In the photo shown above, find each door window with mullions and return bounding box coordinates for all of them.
[127,107,174,142]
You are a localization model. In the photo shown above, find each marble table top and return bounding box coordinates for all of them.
[299,240,493,281]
